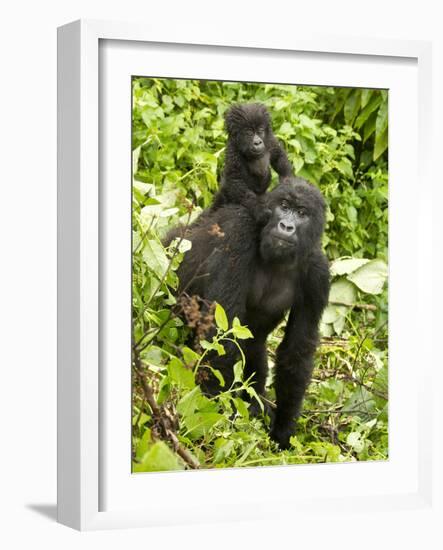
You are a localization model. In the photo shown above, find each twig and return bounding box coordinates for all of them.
[343,374,388,401]
[303,407,378,416]
[133,214,158,255]
[350,319,388,376]
[133,351,200,470]
[260,395,277,410]
[329,300,377,311]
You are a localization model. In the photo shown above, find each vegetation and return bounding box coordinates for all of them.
[131,78,388,471]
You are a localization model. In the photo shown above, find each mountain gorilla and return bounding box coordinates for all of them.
[167,178,329,449]
[211,103,293,224]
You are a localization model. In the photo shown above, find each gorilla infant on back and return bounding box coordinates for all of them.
[211,103,293,224]
[167,177,329,449]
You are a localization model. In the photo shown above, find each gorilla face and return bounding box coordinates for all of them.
[224,103,271,159]
[259,179,326,264]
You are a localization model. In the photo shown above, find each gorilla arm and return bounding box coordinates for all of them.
[271,249,330,449]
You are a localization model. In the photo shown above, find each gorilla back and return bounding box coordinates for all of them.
[168,178,329,449]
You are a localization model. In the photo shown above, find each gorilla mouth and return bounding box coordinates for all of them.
[250,146,265,156]
[259,235,297,263]
[274,236,296,245]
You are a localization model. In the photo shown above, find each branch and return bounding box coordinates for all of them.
[329,300,377,311]
[133,352,200,470]
[343,374,388,401]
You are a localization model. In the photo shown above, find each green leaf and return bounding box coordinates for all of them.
[245,387,264,412]
[322,304,348,324]
[375,98,388,136]
[232,319,253,340]
[184,412,224,438]
[169,237,192,254]
[213,439,235,463]
[134,428,151,460]
[347,259,388,295]
[360,88,373,109]
[319,321,334,337]
[346,432,365,453]
[333,315,346,336]
[343,387,375,419]
[133,441,184,472]
[233,397,249,419]
[374,127,388,160]
[336,158,353,179]
[344,89,361,125]
[213,342,226,356]
[233,361,243,383]
[200,339,224,352]
[133,179,154,196]
[363,110,377,143]
[209,367,225,387]
[142,239,169,281]
[133,146,141,174]
[177,386,202,417]
[346,205,357,223]
[278,121,293,134]
[182,346,200,366]
[329,279,357,305]
[354,94,381,129]
[330,258,370,276]
[374,99,388,160]
[215,302,229,331]
[373,366,388,396]
[168,357,195,389]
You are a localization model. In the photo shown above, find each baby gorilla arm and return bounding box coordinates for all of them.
[270,136,294,184]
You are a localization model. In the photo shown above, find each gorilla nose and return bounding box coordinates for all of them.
[278,220,295,235]
[253,137,263,147]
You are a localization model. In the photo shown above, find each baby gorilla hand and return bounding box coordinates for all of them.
[254,196,272,226]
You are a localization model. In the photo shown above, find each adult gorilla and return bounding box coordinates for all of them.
[167,177,329,449]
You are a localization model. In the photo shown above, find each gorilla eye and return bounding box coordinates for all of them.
[280,200,290,211]
[297,208,307,217]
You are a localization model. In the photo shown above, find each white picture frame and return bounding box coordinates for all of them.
[57,19,435,531]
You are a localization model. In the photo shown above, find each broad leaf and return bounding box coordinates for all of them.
[142,239,169,281]
[347,259,388,295]
[184,412,224,438]
[168,358,195,389]
[330,258,370,276]
[215,302,229,331]
[133,441,184,472]
[329,279,357,305]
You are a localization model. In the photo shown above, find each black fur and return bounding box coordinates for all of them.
[167,178,329,449]
[211,103,293,224]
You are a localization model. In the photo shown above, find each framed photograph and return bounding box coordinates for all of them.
[57,19,434,530]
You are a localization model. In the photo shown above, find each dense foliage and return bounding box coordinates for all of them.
[131,78,388,471]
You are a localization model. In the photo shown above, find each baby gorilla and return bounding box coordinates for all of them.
[211,103,293,224]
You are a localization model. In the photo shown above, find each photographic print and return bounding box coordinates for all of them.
[131,78,388,473]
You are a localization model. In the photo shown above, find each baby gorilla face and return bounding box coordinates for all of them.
[259,179,326,264]
[239,126,266,157]
[224,103,271,159]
